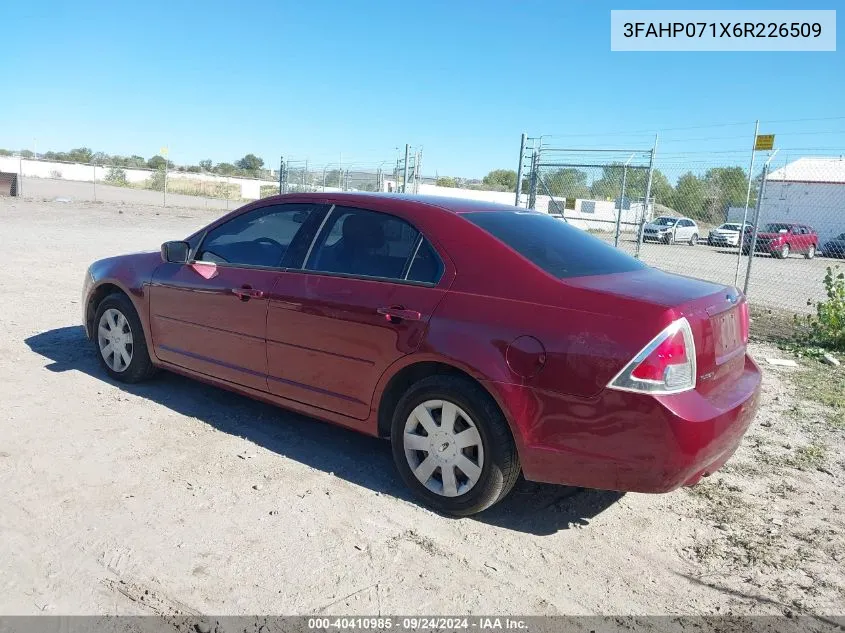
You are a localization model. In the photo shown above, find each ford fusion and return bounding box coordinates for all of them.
[82,193,761,516]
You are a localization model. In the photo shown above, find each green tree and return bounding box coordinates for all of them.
[215,162,236,175]
[66,147,94,163]
[20,150,34,158]
[544,168,590,198]
[236,154,264,173]
[436,176,458,187]
[147,155,172,170]
[482,169,517,191]
[589,165,673,205]
[701,166,752,221]
[199,159,212,171]
[0,149,12,156]
[670,172,707,218]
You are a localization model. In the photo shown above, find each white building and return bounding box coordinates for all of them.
[758,157,845,244]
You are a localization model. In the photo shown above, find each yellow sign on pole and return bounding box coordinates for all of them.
[754,134,775,151]
[160,146,169,156]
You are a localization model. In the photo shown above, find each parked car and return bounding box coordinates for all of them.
[82,193,761,516]
[742,222,818,259]
[821,232,845,258]
[708,222,751,247]
[642,216,699,245]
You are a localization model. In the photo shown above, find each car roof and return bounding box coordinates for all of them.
[261,191,522,215]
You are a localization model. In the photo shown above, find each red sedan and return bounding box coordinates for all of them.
[82,193,761,516]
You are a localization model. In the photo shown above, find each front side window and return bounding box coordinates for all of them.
[197,203,321,267]
[653,217,677,226]
[305,206,421,281]
[763,223,791,234]
[465,211,646,279]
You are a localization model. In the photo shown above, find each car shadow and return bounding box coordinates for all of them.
[25,326,623,535]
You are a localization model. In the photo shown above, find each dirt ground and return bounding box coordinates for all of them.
[1,197,843,618]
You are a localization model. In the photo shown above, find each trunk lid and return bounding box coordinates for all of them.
[566,268,748,395]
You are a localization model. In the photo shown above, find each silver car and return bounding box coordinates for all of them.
[707,222,751,247]
[641,216,699,245]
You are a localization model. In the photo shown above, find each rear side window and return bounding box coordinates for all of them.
[464,211,646,279]
[406,239,444,284]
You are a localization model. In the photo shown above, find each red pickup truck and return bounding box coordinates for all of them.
[742,222,818,259]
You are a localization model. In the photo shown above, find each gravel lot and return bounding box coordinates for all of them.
[1,197,843,619]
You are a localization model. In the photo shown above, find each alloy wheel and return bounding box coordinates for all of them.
[403,399,484,498]
[98,308,134,372]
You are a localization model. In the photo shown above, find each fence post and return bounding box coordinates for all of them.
[743,153,777,296]
[635,134,658,258]
[93,164,97,202]
[528,150,538,210]
[278,155,284,194]
[515,133,526,207]
[735,120,760,286]
[615,165,628,248]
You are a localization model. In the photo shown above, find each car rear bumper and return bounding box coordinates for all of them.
[493,354,761,493]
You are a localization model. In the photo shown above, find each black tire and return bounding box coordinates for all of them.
[805,245,816,260]
[689,233,698,246]
[775,243,790,259]
[663,232,673,245]
[390,375,520,516]
[93,292,157,383]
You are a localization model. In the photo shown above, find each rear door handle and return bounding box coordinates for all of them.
[232,286,266,301]
[377,306,422,323]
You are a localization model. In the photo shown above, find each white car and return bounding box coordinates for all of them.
[641,216,699,245]
[708,222,751,247]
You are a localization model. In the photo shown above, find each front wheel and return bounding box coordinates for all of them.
[776,243,790,259]
[805,245,816,259]
[390,375,520,516]
[93,293,157,383]
[689,233,698,246]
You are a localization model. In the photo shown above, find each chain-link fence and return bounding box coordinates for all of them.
[520,135,845,315]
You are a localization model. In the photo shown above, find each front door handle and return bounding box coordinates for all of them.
[232,286,265,301]
[377,306,422,323]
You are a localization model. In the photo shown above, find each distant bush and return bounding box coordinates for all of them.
[49,169,63,179]
[105,167,128,186]
[795,266,845,351]
[146,169,166,192]
[260,185,280,198]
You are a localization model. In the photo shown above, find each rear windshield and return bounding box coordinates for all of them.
[720,224,741,231]
[464,211,646,279]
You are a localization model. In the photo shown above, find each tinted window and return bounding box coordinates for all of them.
[406,239,444,284]
[465,211,646,279]
[197,204,320,267]
[763,223,791,233]
[306,206,419,280]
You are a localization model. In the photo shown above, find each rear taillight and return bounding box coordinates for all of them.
[608,317,697,395]
[739,301,750,344]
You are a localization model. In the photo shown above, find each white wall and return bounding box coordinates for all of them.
[416,183,526,206]
[758,180,845,243]
[0,157,276,200]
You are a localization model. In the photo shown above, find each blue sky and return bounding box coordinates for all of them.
[3,0,843,177]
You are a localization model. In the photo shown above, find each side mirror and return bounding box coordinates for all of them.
[161,241,190,264]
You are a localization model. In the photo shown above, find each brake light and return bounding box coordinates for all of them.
[608,318,697,395]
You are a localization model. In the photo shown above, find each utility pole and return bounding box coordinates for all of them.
[279,155,284,194]
[402,144,410,193]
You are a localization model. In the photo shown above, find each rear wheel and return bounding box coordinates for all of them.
[93,293,156,383]
[390,375,520,516]
[689,233,698,246]
[805,244,816,259]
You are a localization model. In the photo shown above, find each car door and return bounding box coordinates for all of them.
[678,219,693,241]
[149,202,327,391]
[265,204,453,420]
